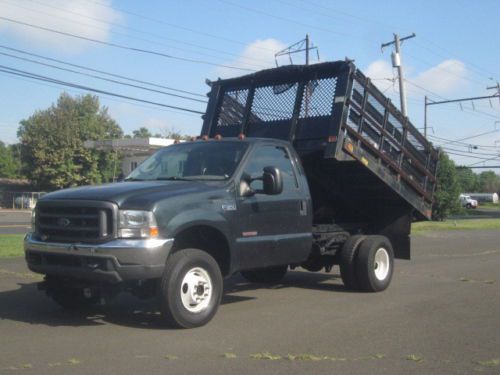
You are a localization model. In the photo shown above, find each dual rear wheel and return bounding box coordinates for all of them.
[339,235,394,292]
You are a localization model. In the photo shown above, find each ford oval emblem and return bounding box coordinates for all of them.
[57,217,71,227]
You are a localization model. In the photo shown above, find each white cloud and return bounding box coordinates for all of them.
[413,59,467,95]
[364,60,395,92]
[214,38,287,79]
[364,59,469,97]
[0,0,123,53]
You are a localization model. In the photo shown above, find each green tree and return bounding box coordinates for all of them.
[432,151,462,220]
[0,141,21,178]
[161,126,190,140]
[132,127,153,138]
[477,171,500,193]
[18,93,123,190]
[455,166,479,192]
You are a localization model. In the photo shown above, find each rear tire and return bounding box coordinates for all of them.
[339,235,366,290]
[159,248,223,329]
[241,265,288,284]
[356,236,394,292]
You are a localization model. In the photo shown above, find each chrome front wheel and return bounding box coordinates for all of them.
[180,267,213,314]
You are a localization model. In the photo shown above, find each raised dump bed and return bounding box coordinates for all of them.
[201,60,439,221]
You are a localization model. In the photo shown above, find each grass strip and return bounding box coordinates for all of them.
[412,219,500,234]
[0,234,25,258]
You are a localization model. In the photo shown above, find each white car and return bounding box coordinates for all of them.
[459,194,478,209]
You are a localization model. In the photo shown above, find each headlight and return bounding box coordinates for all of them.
[118,210,159,238]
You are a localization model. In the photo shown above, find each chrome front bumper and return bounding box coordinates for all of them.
[24,233,174,283]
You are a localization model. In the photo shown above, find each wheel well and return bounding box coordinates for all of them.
[172,226,231,276]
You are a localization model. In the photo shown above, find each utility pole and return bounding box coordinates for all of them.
[487,81,500,104]
[305,34,310,115]
[424,96,428,138]
[275,35,319,116]
[305,34,310,65]
[381,33,416,117]
[274,34,319,66]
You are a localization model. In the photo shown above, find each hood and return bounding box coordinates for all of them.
[40,180,223,209]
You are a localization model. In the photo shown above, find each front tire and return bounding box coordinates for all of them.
[159,249,222,329]
[241,265,288,284]
[356,236,394,292]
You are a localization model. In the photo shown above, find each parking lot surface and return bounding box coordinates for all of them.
[0,210,31,235]
[0,230,499,374]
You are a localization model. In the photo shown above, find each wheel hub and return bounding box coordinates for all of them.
[180,267,213,313]
[373,248,390,281]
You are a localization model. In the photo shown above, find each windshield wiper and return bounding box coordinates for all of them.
[155,176,193,181]
[124,177,145,181]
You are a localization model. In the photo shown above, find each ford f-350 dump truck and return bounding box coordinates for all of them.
[25,60,439,328]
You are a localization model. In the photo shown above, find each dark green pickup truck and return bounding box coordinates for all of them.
[25,61,439,328]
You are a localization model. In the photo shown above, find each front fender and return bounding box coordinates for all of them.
[166,208,233,243]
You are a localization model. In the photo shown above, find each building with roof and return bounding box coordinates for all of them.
[84,137,178,177]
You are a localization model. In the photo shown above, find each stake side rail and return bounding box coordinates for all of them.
[201,61,439,219]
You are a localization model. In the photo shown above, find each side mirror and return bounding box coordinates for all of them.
[262,166,283,195]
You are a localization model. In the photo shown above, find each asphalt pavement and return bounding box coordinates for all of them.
[0,210,31,235]
[0,230,499,375]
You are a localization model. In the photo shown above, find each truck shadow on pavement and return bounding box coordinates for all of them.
[0,271,346,329]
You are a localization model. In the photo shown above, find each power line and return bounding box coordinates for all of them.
[82,0,277,52]
[414,38,497,82]
[0,16,256,72]
[424,103,500,122]
[444,150,499,161]
[275,34,320,66]
[405,78,500,114]
[217,0,354,38]
[439,146,500,157]
[487,81,500,100]
[467,165,500,169]
[0,51,207,103]
[468,155,500,167]
[428,134,500,149]
[291,0,497,88]
[7,0,270,68]
[297,0,399,32]
[434,129,500,147]
[426,94,500,107]
[405,51,487,87]
[0,44,206,98]
[0,69,201,119]
[403,79,500,123]
[0,65,205,115]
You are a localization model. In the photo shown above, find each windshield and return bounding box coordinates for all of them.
[126,141,248,181]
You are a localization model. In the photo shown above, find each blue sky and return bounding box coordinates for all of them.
[0,0,499,168]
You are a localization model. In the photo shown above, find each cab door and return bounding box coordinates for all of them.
[235,144,312,270]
